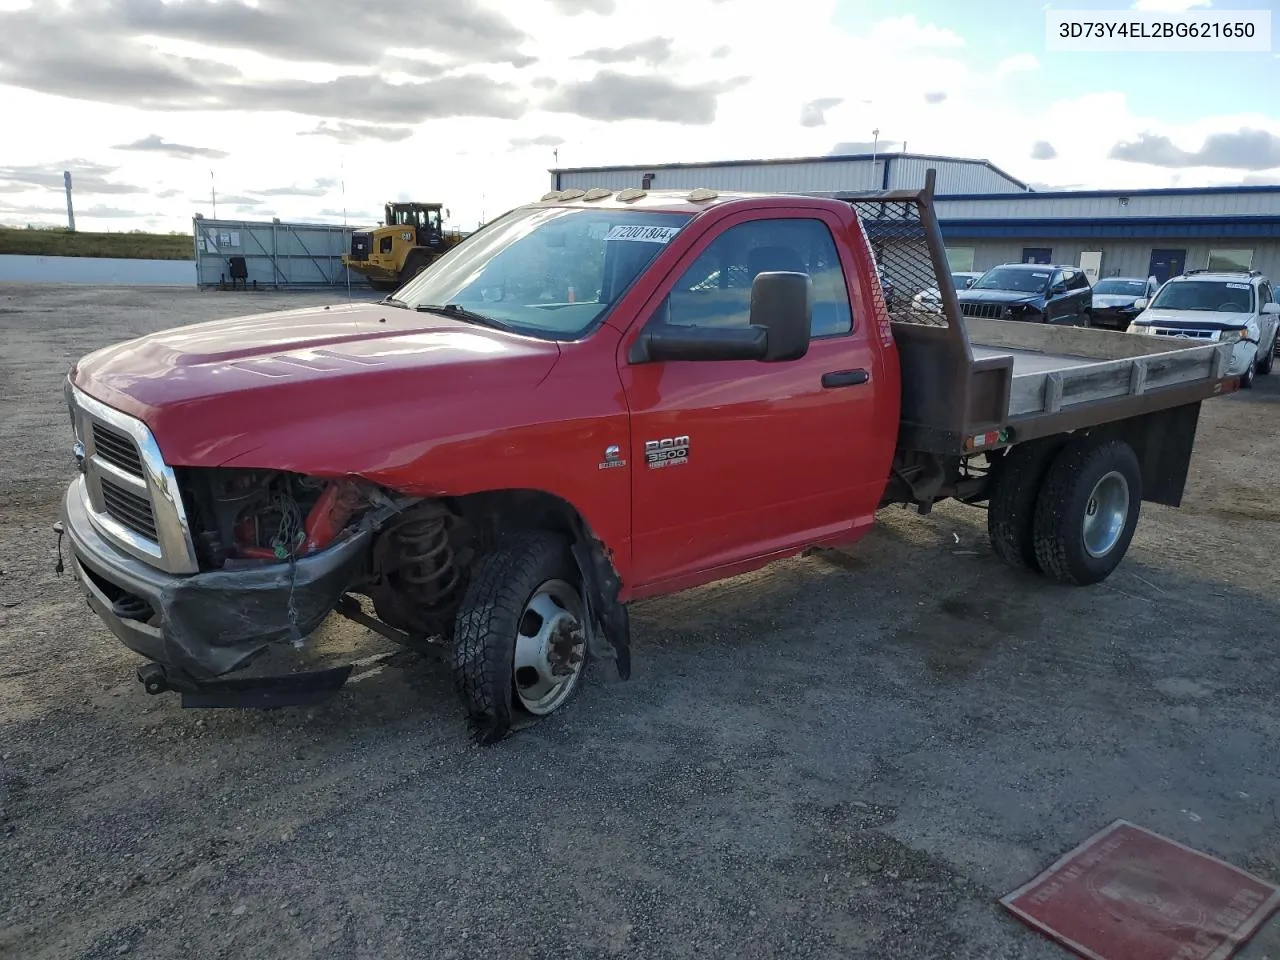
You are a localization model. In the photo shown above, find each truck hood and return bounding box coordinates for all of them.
[956,289,1043,306]
[1092,294,1141,309]
[71,300,563,467]
[1131,309,1253,329]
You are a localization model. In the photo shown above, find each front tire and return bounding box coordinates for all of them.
[1258,340,1274,375]
[1032,439,1142,585]
[1241,355,1257,388]
[451,532,588,744]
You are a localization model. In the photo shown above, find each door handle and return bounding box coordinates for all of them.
[822,369,870,388]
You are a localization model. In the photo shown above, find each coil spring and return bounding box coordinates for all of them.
[395,514,461,605]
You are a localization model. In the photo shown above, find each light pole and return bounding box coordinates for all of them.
[64,170,75,232]
[210,169,217,220]
[871,128,880,187]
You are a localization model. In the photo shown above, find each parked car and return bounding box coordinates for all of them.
[876,264,895,308]
[910,271,983,314]
[1089,275,1160,330]
[956,263,1093,325]
[1126,269,1280,388]
[56,173,1239,742]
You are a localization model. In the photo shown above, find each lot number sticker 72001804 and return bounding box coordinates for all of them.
[605,224,681,244]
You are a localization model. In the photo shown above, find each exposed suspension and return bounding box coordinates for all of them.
[364,504,477,639]
[395,514,463,609]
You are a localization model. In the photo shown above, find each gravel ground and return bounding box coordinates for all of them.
[1,283,1278,960]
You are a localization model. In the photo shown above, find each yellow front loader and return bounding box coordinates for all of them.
[341,202,465,291]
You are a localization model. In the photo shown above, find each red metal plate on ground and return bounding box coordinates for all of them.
[1002,820,1280,960]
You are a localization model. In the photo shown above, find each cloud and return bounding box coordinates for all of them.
[542,70,746,124]
[197,194,262,205]
[301,121,415,144]
[1109,128,1280,170]
[0,2,529,122]
[317,208,380,220]
[113,134,229,160]
[1131,0,1210,10]
[828,141,900,156]
[1031,140,1058,160]
[549,0,616,12]
[249,181,338,197]
[0,202,158,219]
[16,0,532,67]
[573,37,674,65]
[867,15,964,49]
[800,98,844,127]
[711,45,732,58]
[924,91,947,104]
[509,134,566,149]
[0,160,145,195]
[995,54,1039,77]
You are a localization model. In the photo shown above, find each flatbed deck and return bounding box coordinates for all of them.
[965,318,1232,422]
[971,345,1094,377]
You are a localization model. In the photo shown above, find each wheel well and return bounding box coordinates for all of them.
[1061,403,1202,508]
[454,489,589,542]
[452,489,630,676]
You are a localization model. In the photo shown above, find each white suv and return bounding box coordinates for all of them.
[1126,270,1280,388]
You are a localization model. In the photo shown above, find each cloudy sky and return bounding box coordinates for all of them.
[0,0,1277,233]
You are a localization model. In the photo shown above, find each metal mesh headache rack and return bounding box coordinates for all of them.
[804,174,959,330]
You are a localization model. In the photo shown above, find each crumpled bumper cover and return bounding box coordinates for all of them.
[61,477,370,681]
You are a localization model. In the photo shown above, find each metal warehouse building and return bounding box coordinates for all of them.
[551,153,1280,285]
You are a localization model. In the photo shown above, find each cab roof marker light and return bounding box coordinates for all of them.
[687,188,719,202]
[540,191,562,202]
[616,188,647,202]
[582,187,613,201]
[558,188,586,201]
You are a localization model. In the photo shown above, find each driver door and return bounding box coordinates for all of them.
[619,209,886,592]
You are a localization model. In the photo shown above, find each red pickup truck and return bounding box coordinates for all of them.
[58,171,1236,742]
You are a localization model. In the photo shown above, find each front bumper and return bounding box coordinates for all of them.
[1091,308,1140,330]
[61,476,371,682]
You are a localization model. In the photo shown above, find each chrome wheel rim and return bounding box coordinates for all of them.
[1082,471,1129,558]
[512,579,586,715]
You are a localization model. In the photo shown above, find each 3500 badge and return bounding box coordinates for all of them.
[644,436,690,469]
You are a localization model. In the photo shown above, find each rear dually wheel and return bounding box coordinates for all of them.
[1032,438,1142,586]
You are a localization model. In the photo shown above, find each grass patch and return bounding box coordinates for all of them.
[0,228,194,260]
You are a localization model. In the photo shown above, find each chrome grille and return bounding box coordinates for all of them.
[100,477,158,540]
[66,382,199,575]
[91,423,144,476]
[1152,328,1216,340]
[960,302,1005,320]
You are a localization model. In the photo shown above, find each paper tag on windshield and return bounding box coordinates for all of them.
[1032,272,1049,278]
[605,224,680,243]
[1226,282,1250,289]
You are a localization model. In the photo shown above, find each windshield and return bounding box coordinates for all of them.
[971,267,1051,293]
[395,206,693,339]
[1093,279,1148,296]
[1150,280,1255,313]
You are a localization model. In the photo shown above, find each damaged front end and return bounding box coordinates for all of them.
[61,456,414,705]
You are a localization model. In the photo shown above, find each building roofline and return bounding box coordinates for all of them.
[938,183,1280,201]
[550,152,1031,191]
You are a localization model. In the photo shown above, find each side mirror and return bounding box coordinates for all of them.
[750,271,811,362]
[1050,283,1067,296]
[643,324,767,363]
[1133,298,1148,311]
[629,271,812,364]
[1262,302,1280,316]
